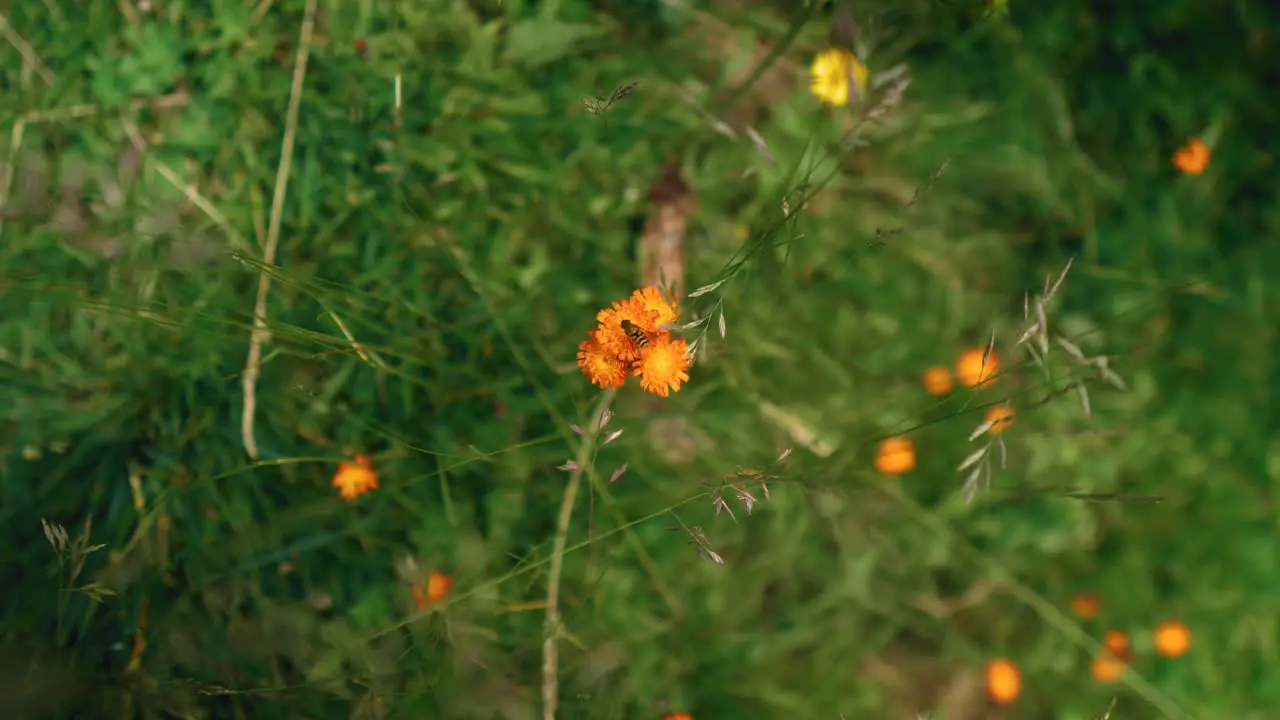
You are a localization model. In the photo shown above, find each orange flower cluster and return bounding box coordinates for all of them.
[983,591,1192,702]
[921,347,1001,398]
[1082,600,1192,682]
[577,287,691,398]
[875,347,1007,478]
[985,596,1194,704]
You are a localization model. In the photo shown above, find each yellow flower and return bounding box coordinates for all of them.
[333,453,378,500]
[577,335,628,389]
[636,335,691,398]
[809,48,869,107]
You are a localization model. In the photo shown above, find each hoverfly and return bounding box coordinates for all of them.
[619,319,651,350]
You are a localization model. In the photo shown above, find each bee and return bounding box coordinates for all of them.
[620,319,650,349]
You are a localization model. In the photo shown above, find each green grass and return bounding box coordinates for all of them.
[2,0,1277,718]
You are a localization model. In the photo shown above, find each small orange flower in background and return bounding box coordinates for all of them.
[333,453,378,500]
[1090,653,1127,684]
[1071,592,1101,619]
[874,436,915,475]
[661,714,693,720]
[412,570,452,610]
[1103,629,1132,661]
[957,347,999,388]
[1172,138,1210,175]
[985,658,1021,705]
[1154,620,1192,658]
[578,287,692,398]
[922,365,953,396]
[983,405,1015,434]
[809,48,870,106]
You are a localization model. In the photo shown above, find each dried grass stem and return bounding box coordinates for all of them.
[240,0,316,458]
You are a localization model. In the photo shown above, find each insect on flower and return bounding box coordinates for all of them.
[578,287,691,397]
[620,318,651,350]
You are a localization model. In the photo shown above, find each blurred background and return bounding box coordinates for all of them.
[1,0,1276,718]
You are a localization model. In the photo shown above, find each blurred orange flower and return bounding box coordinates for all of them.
[1154,620,1192,658]
[1103,629,1132,661]
[1071,592,1100,619]
[983,405,1015,434]
[956,347,999,388]
[333,453,378,500]
[661,714,693,720]
[985,658,1020,704]
[1172,138,1210,175]
[874,437,915,475]
[579,287,691,397]
[1090,653,1126,684]
[922,365,953,396]
[413,570,452,610]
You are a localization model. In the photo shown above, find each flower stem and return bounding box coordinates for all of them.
[541,388,616,720]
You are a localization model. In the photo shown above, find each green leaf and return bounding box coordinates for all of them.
[504,16,607,68]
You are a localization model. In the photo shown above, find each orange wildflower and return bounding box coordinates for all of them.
[983,405,1015,434]
[1070,592,1101,619]
[874,437,915,475]
[1103,630,1132,661]
[957,347,999,388]
[333,453,378,500]
[636,336,692,398]
[577,334,628,389]
[634,285,679,328]
[1153,620,1191,658]
[1172,138,1210,175]
[661,715,693,720]
[595,300,659,363]
[984,658,1020,705]
[579,287,691,397]
[1090,653,1126,684]
[922,365,953,396]
[413,570,452,610]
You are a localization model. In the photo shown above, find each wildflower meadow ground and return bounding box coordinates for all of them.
[2,1,1277,719]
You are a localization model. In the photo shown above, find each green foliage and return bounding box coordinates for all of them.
[1,0,1276,718]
